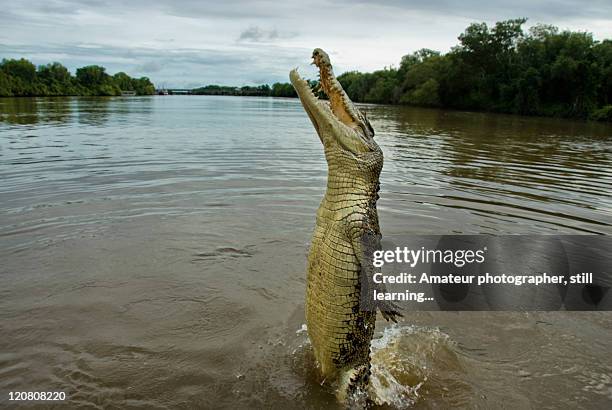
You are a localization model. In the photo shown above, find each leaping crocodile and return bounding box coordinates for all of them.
[290,49,401,402]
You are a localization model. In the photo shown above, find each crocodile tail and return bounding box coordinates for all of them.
[336,361,372,407]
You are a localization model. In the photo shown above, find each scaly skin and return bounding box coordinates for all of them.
[290,49,401,398]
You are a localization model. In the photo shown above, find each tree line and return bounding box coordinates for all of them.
[191,19,611,121]
[4,19,611,122]
[334,19,612,121]
[191,83,297,97]
[0,59,155,97]
[192,84,272,96]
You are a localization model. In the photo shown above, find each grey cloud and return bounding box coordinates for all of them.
[340,0,612,22]
[1,0,611,88]
[239,26,279,42]
[135,61,164,73]
[153,0,285,19]
[6,0,612,24]
[10,0,107,18]
[0,43,251,70]
[0,42,308,88]
[36,3,80,15]
[9,0,303,20]
[237,26,297,42]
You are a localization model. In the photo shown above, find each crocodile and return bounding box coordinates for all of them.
[289,49,401,402]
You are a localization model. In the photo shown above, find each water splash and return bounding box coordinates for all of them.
[293,322,461,408]
[367,324,459,408]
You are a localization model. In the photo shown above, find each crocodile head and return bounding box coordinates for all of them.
[289,49,378,158]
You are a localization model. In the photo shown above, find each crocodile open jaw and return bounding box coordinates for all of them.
[289,48,375,154]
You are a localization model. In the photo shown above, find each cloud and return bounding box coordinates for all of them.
[237,26,296,43]
[338,0,612,21]
[238,26,278,42]
[0,41,308,88]
[1,0,611,87]
[135,60,164,73]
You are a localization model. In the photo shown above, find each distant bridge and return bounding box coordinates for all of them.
[156,89,192,95]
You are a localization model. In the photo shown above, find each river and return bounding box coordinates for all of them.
[1,96,611,408]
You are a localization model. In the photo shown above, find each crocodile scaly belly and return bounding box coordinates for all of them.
[306,227,376,378]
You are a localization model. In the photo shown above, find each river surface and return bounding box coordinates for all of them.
[1,96,611,409]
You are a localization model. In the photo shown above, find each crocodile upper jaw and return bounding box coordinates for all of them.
[289,48,376,155]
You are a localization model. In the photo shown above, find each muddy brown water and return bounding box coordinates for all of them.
[1,96,611,408]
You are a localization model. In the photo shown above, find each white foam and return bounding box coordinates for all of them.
[368,324,455,408]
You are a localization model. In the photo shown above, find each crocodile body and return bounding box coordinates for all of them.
[306,144,381,381]
[290,49,400,398]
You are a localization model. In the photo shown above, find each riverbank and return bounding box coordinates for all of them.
[189,19,612,123]
[4,14,612,123]
[332,19,612,123]
[0,59,155,97]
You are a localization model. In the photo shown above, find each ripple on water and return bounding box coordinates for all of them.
[1,98,612,408]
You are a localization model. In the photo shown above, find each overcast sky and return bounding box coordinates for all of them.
[1,0,611,88]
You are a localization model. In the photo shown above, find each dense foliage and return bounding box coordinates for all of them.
[270,82,298,98]
[191,84,272,96]
[0,59,155,97]
[200,19,610,121]
[5,19,610,122]
[191,83,298,98]
[336,19,612,121]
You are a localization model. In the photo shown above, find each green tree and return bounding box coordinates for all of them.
[1,58,36,82]
[364,69,398,103]
[0,70,12,96]
[1,20,610,122]
[398,49,444,106]
[113,72,134,91]
[76,65,120,96]
[0,58,156,97]
[594,40,612,106]
[133,77,155,95]
[271,82,297,97]
[38,62,74,95]
[337,71,375,102]
[401,78,440,106]
[1,58,38,95]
